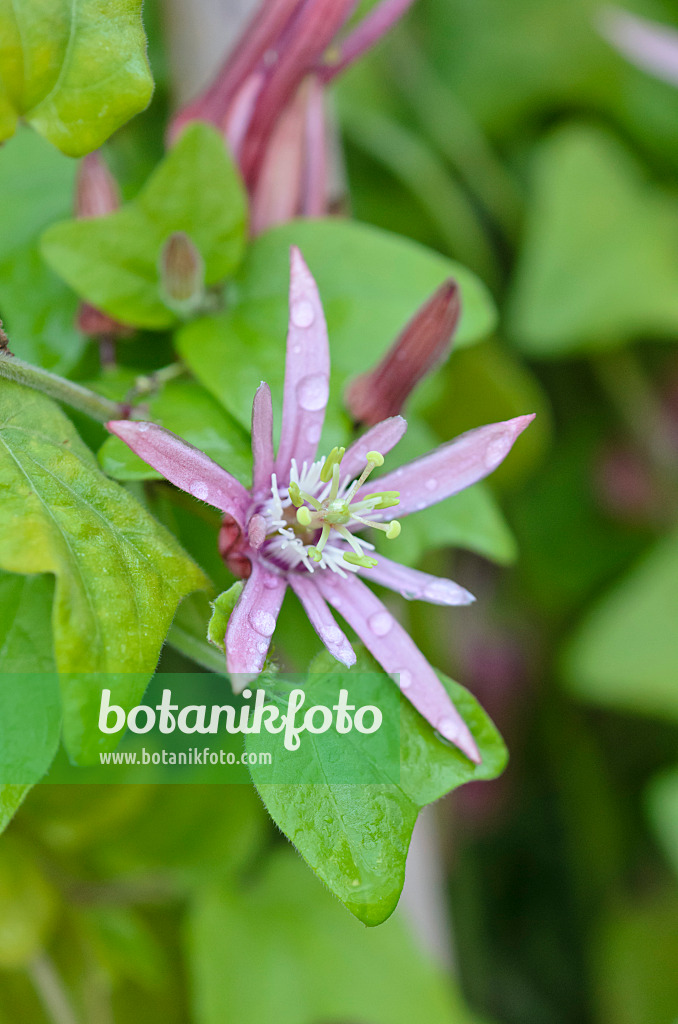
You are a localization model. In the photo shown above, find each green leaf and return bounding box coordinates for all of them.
[0,571,57,831]
[98,377,252,484]
[0,785,29,835]
[249,648,506,925]
[188,849,485,1024]
[509,124,678,356]
[177,218,496,443]
[207,583,244,650]
[0,671,61,786]
[41,123,248,328]
[0,0,153,155]
[0,379,208,762]
[562,526,678,723]
[0,128,83,372]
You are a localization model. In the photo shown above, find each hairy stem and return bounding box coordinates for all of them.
[0,352,127,424]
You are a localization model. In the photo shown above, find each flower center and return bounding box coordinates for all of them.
[258,446,402,576]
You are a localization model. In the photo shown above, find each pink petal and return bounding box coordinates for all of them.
[251,382,275,494]
[599,7,678,86]
[275,247,331,477]
[107,420,251,528]
[314,573,481,763]
[288,574,356,667]
[359,414,535,519]
[365,555,475,606]
[341,416,407,481]
[225,560,287,690]
[320,0,417,81]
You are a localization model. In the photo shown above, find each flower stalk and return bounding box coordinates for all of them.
[0,349,127,424]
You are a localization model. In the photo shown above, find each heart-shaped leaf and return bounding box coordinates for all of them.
[0,0,153,155]
[0,379,208,763]
[562,526,678,723]
[0,128,82,372]
[509,123,678,355]
[41,123,248,328]
[248,648,506,925]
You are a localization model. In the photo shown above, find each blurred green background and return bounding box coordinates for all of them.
[2,0,678,1021]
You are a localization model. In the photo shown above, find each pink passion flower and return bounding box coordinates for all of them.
[108,249,534,764]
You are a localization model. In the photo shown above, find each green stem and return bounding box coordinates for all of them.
[27,954,80,1024]
[0,353,126,424]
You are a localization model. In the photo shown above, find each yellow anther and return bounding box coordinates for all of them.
[308,546,323,562]
[366,450,384,467]
[362,490,400,510]
[297,506,313,527]
[288,481,304,507]
[320,446,346,483]
[385,520,401,540]
[344,552,379,569]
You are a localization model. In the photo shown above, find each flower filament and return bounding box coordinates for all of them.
[293,448,401,568]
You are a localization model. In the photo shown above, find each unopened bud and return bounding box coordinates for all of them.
[159,232,206,317]
[345,280,460,426]
[75,152,120,219]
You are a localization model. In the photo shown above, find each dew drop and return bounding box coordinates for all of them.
[258,641,268,654]
[368,611,393,637]
[297,373,329,412]
[263,574,281,590]
[437,716,463,744]
[397,669,412,690]
[484,435,508,471]
[189,480,209,501]
[425,477,438,491]
[136,422,151,433]
[324,626,342,644]
[351,878,361,888]
[250,610,276,636]
[291,300,315,328]
[306,423,322,444]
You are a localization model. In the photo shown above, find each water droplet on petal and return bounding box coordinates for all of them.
[324,626,342,644]
[263,574,281,590]
[306,423,322,444]
[190,480,209,501]
[425,478,438,491]
[291,300,315,328]
[437,716,464,745]
[484,435,508,471]
[297,373,329,412]
[292,344,302,354]
[137,422,150,433]
[250,610,276,636]
[368,611,393,637]
[398,669,412,690]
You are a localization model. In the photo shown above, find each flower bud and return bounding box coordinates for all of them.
[345,280,460,426]
[75,152,120,219]
[159,232,206,317]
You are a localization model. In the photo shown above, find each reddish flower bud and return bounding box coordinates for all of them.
[345,280,460,426]
[75,152,120,219]
[74,152,129,343]
[159,231,206,317]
